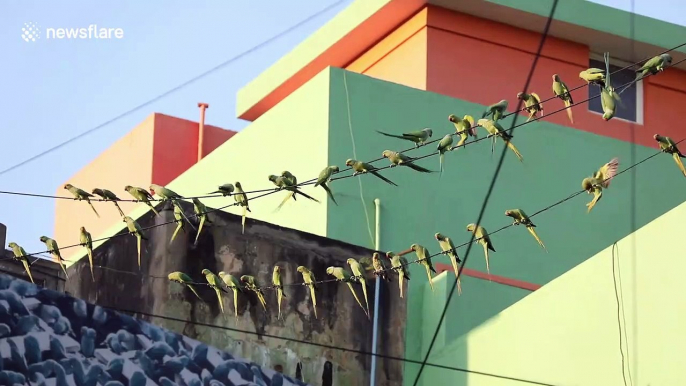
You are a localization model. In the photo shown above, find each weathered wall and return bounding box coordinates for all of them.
[0,250,66,293]
[413,200,686,386]
[0,272,307,386]
[64,201,407,386]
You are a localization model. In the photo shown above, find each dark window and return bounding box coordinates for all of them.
[588,58,640,122]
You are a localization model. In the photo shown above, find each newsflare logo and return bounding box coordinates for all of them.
[21,22,124,43]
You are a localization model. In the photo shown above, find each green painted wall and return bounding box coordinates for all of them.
[415,201,686,386]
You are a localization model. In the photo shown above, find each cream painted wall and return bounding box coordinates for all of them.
[416,201,686,386]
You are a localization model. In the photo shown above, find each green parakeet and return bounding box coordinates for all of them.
[218,271,244,322]
[268,172,320,210]
[326,266,367,315]
[552,74,575,124]
[481,99,508,122]
[92,188,125,216]
[476,119,523,162]
[345,159,398,186]
[149,184,194,227]
[371,252,391,282]
[579,68,606,88]
[272,265,287,320]
[375,128,433,148]
[124,185,160,216]
[347,258,370,319]
[448,114,477,151]
[8,242,34,283]
[168,271,202,300]
[39,236,68,279]
[380,150,433,173]
[436,134,453,173]
[654,134,686,177]
[505,209,547,251]
[434,233,462,295]
[79,226,94,280]
[314,166,339,205]
[600,52,622,121]
[386,251,410,299]
[240,275,267,311]
[410,244,436,293]
[582,157,619,213]
[170,204,185,245]
[209,183,235,196]
[296,266,318,318]
[516,92,544,122]
[466,223,496,275]
[233,182,251,234]
[202,268,225,313]
[192,198,211,246]
[636,53,672,78]
[122,216,148,269]
[63,183,100,218]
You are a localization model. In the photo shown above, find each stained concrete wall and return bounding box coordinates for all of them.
[64,201,406,386]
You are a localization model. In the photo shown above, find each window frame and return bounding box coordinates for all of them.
[587,52,644,125]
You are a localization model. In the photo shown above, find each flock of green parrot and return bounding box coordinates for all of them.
[5,51,685,322]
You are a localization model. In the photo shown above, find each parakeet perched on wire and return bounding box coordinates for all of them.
[381,150,433,173]
[168,271,202,300]
[192,198,211,246]
[600,52,623,121]
[170,204,186,245]
[208,184,235,196]
[448,114,477,151]
[434,233,462,295]
[92,188,125,216]
[466,223,496,275]
[149,184,194,227]
[39,236,68,279]
[552,74,575,124]
[326,266,367,315]
[79,227,94,280]
[505,209,547,251]
[386,251,410,298]
[314,166,339,205]
[272,265,287,320]
[345,159,398,186]
[233,182,251,234]
[268,173,319,210]
[347,258,370,318]
[481,100,509,122]
[516,92,544,122]
[64,184,100,218]
[635,53,672,79]
[579,68,606,88]
[203,269,225,313]
[582,157,620,213]
[8,242,33,283]
[124,185,159,216]
[123,216,148,269]
[654,134,686,176]
[240,275,267,311]
[410,244,437,293]
[371,252,391,282]
[218,271,243,323]
[436,135,453,173]
[476,119,523,162]
[296,266,318,319]
[375,128,433,148]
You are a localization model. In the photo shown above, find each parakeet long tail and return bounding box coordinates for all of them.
[148,202,160,216]
[86,248,94,280]
[233,290,239,324]
[359,279,370,319]
[241,207,247,234]
[398,273,405,299]
[424,264,435,293]
[188,284,202,300]
[214,288,224,313]
[587,191,602,213]
[113,202,125,217]
[346,283,366,314]
[526,226,547,252]
[276,193,291,211]
[173,201,197,231]
[506,141,523,162]
[277,288,283,320]
[322,184,338,205]
[439,152,445,174]
[87,200,100,218]
[369,170,398,186]
[293,189,320,202]
[194,215,206,245]
[257,291,267,311]
[672,152,686,176]
[564,100,574,124]
[457,278,462,296]
[171,223,183,245]
[483,244,491,277]
[308,285,318,319]
[405,162,432,173]
[136,234,142,270]
[22,260,34,284]
[56,256,69,280]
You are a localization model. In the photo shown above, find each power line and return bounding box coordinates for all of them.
[100,304,563,386]
[411,0,559,383]
[0,0,348,178]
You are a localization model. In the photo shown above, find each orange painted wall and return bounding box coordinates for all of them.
[345,5,686,148]
[54,113,235,260]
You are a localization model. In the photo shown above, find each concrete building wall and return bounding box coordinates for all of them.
[64,201,407,386]
[412,201,686,386]
[54,113,235,261]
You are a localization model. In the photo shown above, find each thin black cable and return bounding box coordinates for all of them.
[99,305,563,386]
[411,2,559,384]
[612,242,629,386]
[0,0,348,178]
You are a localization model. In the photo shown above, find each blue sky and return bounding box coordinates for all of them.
[0,0,683,255]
